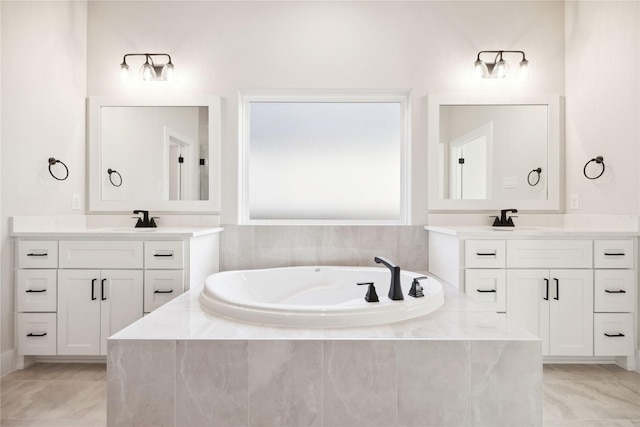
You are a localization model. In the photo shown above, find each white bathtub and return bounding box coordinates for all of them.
[199,266,445,328]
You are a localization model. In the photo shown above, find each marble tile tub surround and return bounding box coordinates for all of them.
[108,282,542,426]
[108,339,542,427]
[220,225,429,272]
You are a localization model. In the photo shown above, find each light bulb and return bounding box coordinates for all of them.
[161,62,175,81]
[494,58,509,78]
[118,63,131,84]
[474,60,488,79]
[141,61,156,81]
[519,59,531,81]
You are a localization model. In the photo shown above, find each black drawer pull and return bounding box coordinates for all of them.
[604,333,625,337]
[543,278,549,301]
[476,289,496,293]
[604,252,625,256]
[26,253,47,257]
[154,253,174,257]
[553,278,559,301]
[154,289,174,294]
[27,332,47,337]
[101,279,107,301]
[25,289,46,293]
[605,289,627,294]
[475,252,496,256]
[91,278,97,301]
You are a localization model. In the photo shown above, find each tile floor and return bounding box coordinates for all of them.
[1,363,639,426]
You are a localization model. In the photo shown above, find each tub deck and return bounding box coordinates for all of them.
[107,280,542,426]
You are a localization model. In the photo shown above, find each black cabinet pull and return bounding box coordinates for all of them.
[553,278,559,300]
[605,289,627,294]
[476,289,496,293]
[154,253,174,257]
[91,279,97,301]
[25,289,46,293]
[543,278,549,301]
[101,278,107,301]
[26,253,47,257]
[604,333,625,337]
[475,252,496,256]
[154,289,174,294]
[27,332,47,337]
[604,252,625,256]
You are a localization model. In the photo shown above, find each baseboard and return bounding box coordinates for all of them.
[544,356,618,364]
[33,355,106,364]
[545,355,637,371]
[1,348,15,377]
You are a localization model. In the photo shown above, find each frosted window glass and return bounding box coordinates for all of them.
[248,102,402,221]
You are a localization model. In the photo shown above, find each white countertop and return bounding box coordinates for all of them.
[10,226,224,238]
[425,225,640,238]
[110,279,539,341]
[10,215,223,238]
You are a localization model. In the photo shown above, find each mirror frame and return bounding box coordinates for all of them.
[88,95,221,213]
[427,93,563,211]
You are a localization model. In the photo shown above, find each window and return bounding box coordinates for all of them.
[240,92,409,224]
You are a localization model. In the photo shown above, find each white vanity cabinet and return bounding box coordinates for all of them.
[426,226,638,367]
[593,240,636,357]
[13,225,222,363]
[57,269,143,355]
[143,241,185,313]
[506,269,593,356]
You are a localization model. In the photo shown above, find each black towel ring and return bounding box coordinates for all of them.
[48,157,69,181]
[583,156,605,180]
[107,168,123,187]
[527,167,542,186]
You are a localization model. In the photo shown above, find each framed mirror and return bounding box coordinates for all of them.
[88,96,221,212]
[427,94,562,211]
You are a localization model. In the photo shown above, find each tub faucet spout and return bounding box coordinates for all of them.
[374,256,404,301]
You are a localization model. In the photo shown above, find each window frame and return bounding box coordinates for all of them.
[239,90,411,225]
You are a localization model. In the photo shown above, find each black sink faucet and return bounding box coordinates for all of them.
[492,209,518,227]
[133,210,157,228]
[374,256,404,301]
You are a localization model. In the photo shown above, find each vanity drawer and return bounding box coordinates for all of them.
[144,241,184,269]
[17,240,58,268]
[18,313,57,355]
[464,240,506,268]
[506,240,592,268]
[594,240,634,269]
[144,270,184,312]
[59,241,143,269]
[594,313,634,356]
[16,269,57,312]
[464,269,506,312]
[594,270,635,313]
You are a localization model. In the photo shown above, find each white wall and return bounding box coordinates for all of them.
[0,1,87,353]
[565,1,640,215]
[86,0,566,224]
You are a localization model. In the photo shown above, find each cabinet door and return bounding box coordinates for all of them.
[100,270,144,355]
[464,269,506,312]
[506,269,550,355]
[548,269,593,356]
[58,270,101,355]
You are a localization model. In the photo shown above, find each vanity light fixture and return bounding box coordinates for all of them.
[473,50,530,80]
[118,53,175,84]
